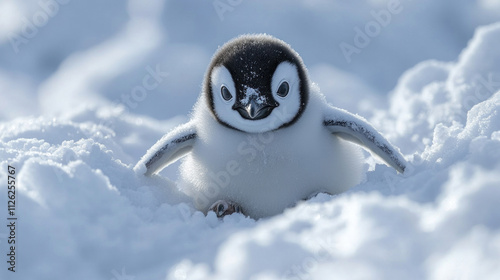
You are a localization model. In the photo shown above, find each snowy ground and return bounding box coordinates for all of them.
[1,1,500,279]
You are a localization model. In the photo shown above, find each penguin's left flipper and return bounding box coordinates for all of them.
[135,122,197,176]
[323,106,406,173]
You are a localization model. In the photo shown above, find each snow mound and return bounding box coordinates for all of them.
[1,15,500,280]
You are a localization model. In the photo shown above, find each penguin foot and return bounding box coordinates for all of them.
[209,200,244,218]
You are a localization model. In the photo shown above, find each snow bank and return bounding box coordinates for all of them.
[1,2,500,280]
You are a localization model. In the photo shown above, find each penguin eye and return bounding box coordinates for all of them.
[221,86,233,101]
[277,81,289,97]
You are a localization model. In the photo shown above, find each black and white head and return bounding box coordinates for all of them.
[205,34,309,133]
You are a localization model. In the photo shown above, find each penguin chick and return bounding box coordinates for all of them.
[135,34,406,219]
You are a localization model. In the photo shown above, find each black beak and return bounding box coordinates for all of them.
[233,98,278,120]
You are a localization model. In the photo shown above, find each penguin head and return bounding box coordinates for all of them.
[204,34,309,133]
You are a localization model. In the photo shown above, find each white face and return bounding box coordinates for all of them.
[210,62,302,133]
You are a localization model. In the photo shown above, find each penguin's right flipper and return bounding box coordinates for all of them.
[135,122,197,176]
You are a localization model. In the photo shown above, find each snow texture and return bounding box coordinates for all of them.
[1,1,500,279]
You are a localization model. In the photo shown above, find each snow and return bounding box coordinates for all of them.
[240,86,264,105]
[1,1,500,279]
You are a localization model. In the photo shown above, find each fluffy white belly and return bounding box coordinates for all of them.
[179,119,363,219]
